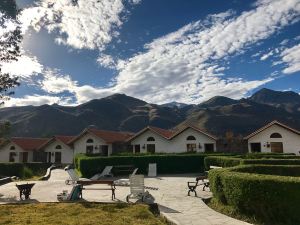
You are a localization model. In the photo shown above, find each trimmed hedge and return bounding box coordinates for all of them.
[204,156,241,170]
[209,165,300,225]
[0,163,51,178]
[205,155,300,170]
[75,153,236,177]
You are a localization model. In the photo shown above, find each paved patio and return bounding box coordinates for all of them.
[0,169,250,225]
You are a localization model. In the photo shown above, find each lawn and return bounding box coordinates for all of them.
[0,203,167,225]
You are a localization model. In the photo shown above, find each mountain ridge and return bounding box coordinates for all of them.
[1,88,300,137]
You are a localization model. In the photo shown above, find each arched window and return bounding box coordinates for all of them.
[10,146,15,150]
[187,135,196,141]
[270,133,282,138]
[55,145,62,150]
[147,137,155,142]
[86,139,94,144]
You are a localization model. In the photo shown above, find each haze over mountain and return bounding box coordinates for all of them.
[1,88,300,138]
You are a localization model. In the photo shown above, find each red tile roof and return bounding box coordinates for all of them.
[88,128,134,143]
[148,126,174,138]
[128,124,217,141]
[68,128,134,144]
[55,136,75,145]
[244,120,300,140]
[11,137,50,151]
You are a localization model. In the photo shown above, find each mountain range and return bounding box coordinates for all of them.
[1,88,300,138]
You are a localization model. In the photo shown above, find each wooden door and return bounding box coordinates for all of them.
[147,144,155,154]
[55,152,62,163]
[22,152,28,163]
[271,142,283,153]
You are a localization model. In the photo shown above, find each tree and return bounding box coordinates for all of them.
[0,0,21,105]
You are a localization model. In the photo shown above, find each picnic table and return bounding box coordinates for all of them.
[77,180,116,200]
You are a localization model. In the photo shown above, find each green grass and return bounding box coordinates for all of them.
[0,203,167,225]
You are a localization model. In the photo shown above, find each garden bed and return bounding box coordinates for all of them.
[0,203,167,225]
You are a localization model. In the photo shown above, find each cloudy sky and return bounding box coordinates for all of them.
[1,0,300,106]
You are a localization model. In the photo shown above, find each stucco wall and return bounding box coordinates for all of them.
[0,143,33,163]
[248,124,300,154]
[131,128,216,153]
[43,140,74,164]
[73,133,112,156]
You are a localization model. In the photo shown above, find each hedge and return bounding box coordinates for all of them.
[209,165,300,225]
[0,163,51,179]
[75,153,236,177]
[205,155,300,170]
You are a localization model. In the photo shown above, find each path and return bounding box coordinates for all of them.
[0,169,251,225]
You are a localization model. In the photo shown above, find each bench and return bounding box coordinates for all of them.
[113,165,135,175]
[77,180,116,200]
[187,175,209,196]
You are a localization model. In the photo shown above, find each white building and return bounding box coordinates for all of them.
[0,137,49,163]
[129,125,217,154]
[39,136,75,164]
[245,120,300,154]
[0,128,133,163]
[69,128,133,157]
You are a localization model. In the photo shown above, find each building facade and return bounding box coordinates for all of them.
[129,125,217,154]
[245,121,300,155]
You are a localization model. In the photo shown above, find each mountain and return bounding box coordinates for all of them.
[1,89,300,137]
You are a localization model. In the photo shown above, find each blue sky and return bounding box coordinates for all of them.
[1,0,299,106]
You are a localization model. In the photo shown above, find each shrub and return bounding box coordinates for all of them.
[204,156,241,170]
[241,159,300,166]
[209,165,300,225]
[0,163,51,178]
[75,153,235,177]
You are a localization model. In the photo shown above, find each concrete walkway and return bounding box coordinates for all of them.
[0,169,251,225]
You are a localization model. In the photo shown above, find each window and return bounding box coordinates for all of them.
[270,133,282,138]
[250,143,261,153]
[187,136,196,141]
[55,145,62,149]
[10,146,15,150]
[86,146,93,154]
[187,144,197,152]
[86,139,94,143]
[147,137,155,141]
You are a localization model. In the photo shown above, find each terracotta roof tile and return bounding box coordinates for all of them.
[87,128,133,143]
[148,126,174,138]
[54,136,76,145]
[11,137,50,151]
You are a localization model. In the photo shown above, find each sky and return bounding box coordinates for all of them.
[1,0,300,107]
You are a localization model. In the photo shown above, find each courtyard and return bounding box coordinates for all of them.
[0,169,250,225]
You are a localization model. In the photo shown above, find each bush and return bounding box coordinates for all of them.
[242,159,300,166]
[0,163,51,178]
[204,156,241,170]
[209,165,300,225]
[75,153,235,177]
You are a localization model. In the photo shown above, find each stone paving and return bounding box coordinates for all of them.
[0,169,251,225]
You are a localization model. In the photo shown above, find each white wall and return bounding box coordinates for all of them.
[43,140,74,164]
[73,132,112,156]
[0,143,33,163]
[131,128,216,153]
[248,124,300,154]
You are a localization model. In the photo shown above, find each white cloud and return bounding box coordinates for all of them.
[97,0,299,104]
[280,43,300,74]
[0,55,43,78]
[260,50,274,60]
[97,54,117,69]
[40,69,77,93]
[6,95,63,107]
[19,0,141,50]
